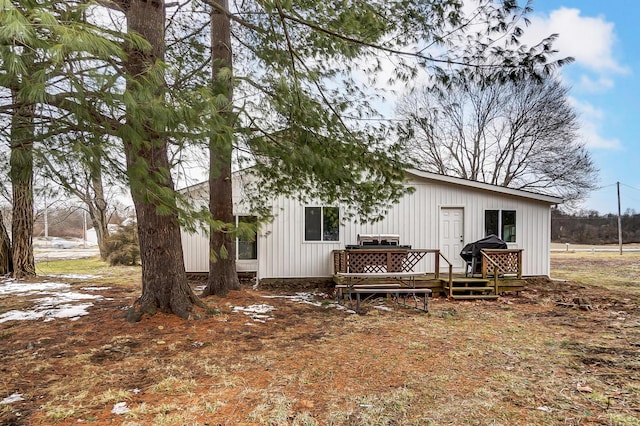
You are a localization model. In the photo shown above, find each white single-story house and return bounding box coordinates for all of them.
[180,169,562,281]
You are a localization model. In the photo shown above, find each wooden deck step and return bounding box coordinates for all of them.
[444,286,496,292]
[450,277,490,284]
[450,294,499,300]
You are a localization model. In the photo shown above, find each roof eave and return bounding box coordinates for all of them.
[406,168,564,205]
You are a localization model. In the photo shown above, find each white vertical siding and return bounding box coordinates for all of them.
[180,175,261,274]
[182,174,555,277]
[256,179,553,278]
[181,228,209,272]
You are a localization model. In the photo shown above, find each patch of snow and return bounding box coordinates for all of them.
[0,280,103,323]
[1,302,96,324]
[80,286,111,291]
[233,304,275,315]
[36,291,102,305]
[0,393,24,404]
[373,305,394,312]
[193,285,206,292]
[329,303,356,314]
[111,402,130,415]
[233,304,276,323]
[45,303,96,321]
[49,274,102,280]
[263,292,325,307]
[0,281,70,296]
[0,310,45,322]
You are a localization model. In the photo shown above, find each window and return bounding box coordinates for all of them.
[304,207,339,242]
[236,216,257,260]
[484,210,516,242]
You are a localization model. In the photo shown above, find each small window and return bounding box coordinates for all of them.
[484,210,516,242]
[485,210,499,237]
[236,216,257,260]
[305,206,339,242]
[501,210,516,243]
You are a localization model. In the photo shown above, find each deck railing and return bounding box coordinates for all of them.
[332,248,453,288]
[480,249,523,279]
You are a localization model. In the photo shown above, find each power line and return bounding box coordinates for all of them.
[621,183,640,192]
[595,182,640,192]
[597,183,618,189]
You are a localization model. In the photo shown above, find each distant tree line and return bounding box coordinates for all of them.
[552,209,640,244]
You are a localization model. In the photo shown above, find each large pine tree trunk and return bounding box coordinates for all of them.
[205,145,239,297]
[123,0,201,319]
[0,210,12,275]
[204,0,240,297]
[9,88,35,279]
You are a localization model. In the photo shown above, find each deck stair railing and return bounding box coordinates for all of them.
[480,249,523,295]
[480,249,523,278]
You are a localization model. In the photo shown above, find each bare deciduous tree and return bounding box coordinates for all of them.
[397,78,598,204]
[39,135,118,260]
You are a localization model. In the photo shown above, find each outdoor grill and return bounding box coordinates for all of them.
[345,234,411,250]
[460,234,507,276]
[342,234,411,273]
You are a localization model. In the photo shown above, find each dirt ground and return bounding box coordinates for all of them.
[1,253,639,425]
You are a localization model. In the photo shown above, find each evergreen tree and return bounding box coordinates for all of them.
[199,0,571,296]
[1,0,570,318]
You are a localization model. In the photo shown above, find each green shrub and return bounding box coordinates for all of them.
[105,224,140,266]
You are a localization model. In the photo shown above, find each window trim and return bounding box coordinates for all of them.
[303,206,341,243]
[484,209,517,243]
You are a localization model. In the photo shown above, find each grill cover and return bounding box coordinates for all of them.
[460,234,508,262]
[356,234,400,246]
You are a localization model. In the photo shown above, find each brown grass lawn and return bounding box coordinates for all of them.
[1,253,639,425]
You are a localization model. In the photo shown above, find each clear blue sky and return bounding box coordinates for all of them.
[526,0,640,214]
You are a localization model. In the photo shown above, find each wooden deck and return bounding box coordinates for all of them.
[333,273,525,296]
[332,248,525,301]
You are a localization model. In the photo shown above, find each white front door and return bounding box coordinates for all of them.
[440,207,465,270]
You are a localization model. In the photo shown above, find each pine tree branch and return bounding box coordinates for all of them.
[271,9,495,69]
[274,0,302,108]
[200,0,265,34]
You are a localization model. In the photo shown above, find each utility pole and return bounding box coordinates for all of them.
[83,209,87,249]
[617,181,622,255]
[44,194,48,240]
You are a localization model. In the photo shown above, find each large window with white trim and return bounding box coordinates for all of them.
[485,210,516,242]
[304,207,339,242]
